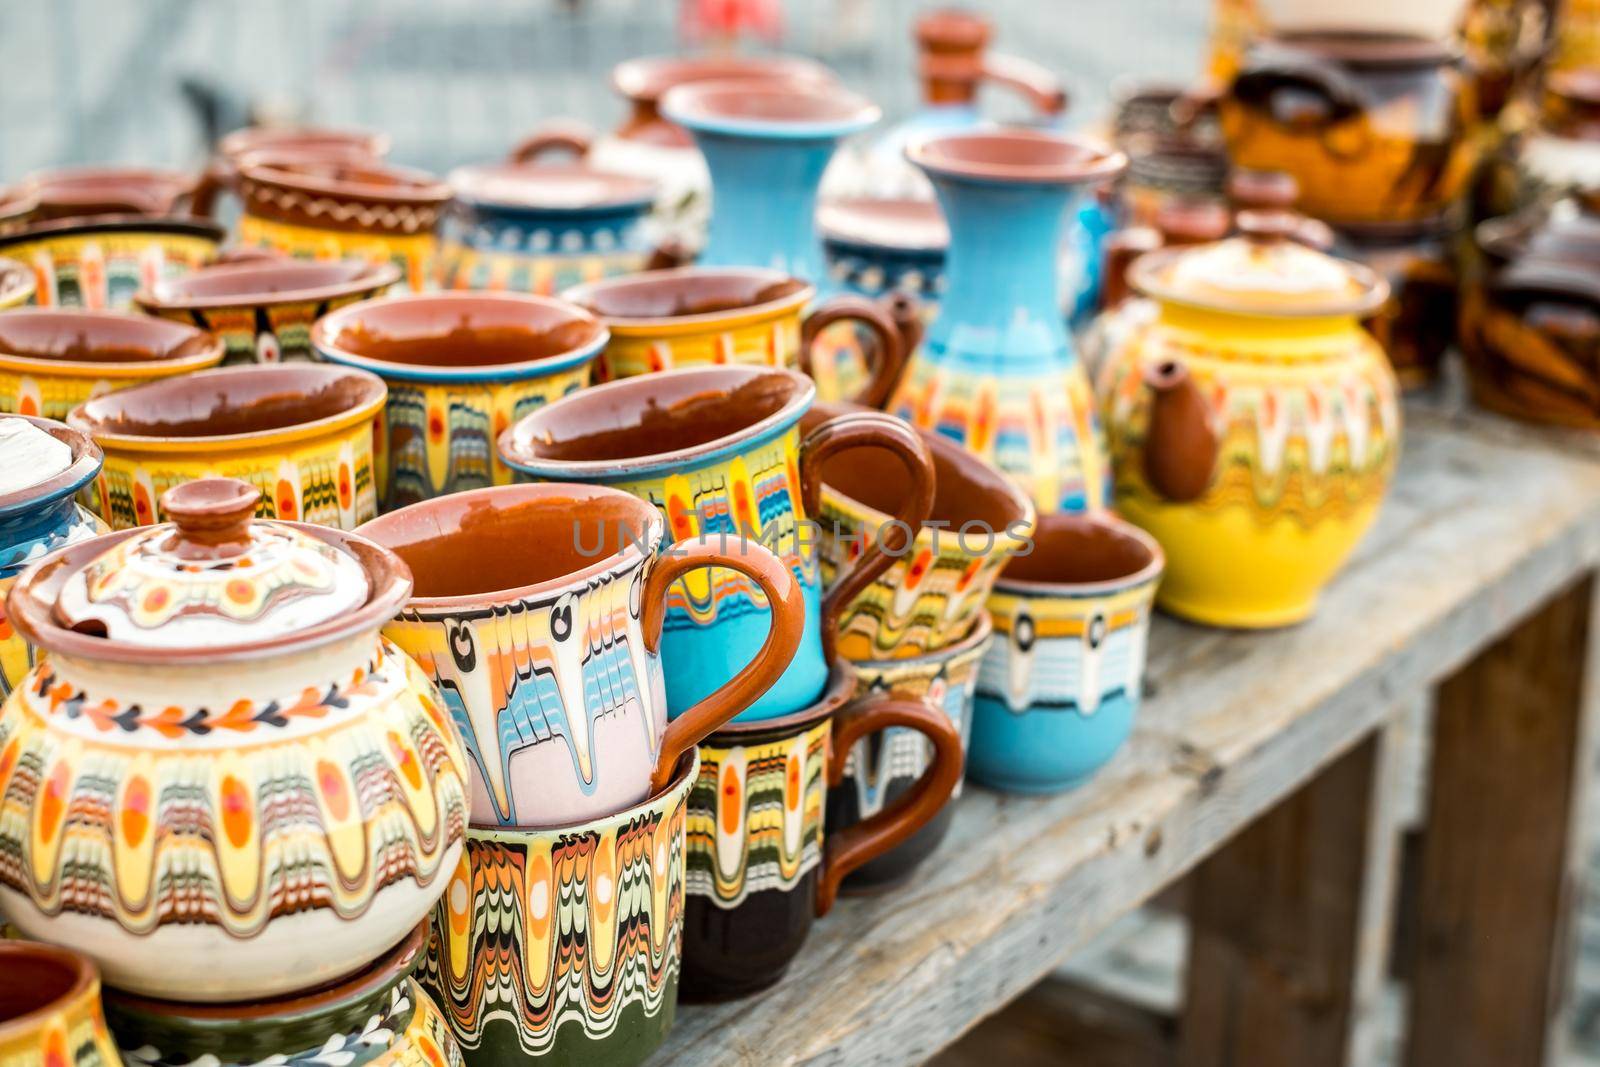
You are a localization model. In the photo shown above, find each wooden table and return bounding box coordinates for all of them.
[663,394,1600,1067]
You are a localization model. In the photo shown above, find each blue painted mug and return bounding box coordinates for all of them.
[498,365,934,722]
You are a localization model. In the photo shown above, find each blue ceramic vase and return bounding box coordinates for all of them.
[887,130,1125,514]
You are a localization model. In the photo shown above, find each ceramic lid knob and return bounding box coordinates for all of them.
[1227,169,1299,212]
[161,478,259,557]
[1235,208,1303,244]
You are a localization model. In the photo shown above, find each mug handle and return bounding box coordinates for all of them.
[508,121,595,163]
[799,294,910,409]
[187,160,231,219]
[798,412,935,665]
[816,693,964,916]
[644,536,808,794]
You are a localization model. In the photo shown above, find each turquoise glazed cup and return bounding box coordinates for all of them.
[970,512,1163,792]
[498,365,933,723]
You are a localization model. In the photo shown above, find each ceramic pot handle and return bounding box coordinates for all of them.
[644,536,807,794]
[1230,50,1370,162]
[645,237,693,272]
[980,53,1069,118]
[1141,359,1219,503]
[187,160,232,219]
[799,294,910,408]
[507,121,595,163]
[799,412,935,666]
[816,693,964,916]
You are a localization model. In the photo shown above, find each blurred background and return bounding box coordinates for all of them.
[0,0,1206,177]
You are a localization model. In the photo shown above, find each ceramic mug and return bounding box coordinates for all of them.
[0,257,36,310]
[830,611,992,891]
[563,265,911,408]
[681,666,963,999]
[421,752,697,1067]
[0,941,120,1067]
[800,400,1035,662]
[68,362,386,530]
[499,365,935,723]
[312,291,607,510]
[359,482,805,828]
[0,215,224,311]
[105,923,459,1067]
[971,512,1163,793]
[136,257,401,365]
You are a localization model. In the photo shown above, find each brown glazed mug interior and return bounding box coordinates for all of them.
[502,365,811,467]
[0,941,93,1034]
[237,151,452,204]
[1000,512,1164,588]
[314,293,605,370]
[613,53,837,106]
[68,363,385,442]
[662,79,880,128]
[908,129,1127,185]
[450,162,655,211]
[566,266,809,322]
[0,309,221,366]
[23,165,196,218]
[145,258,397,307]
[357,483,661,601]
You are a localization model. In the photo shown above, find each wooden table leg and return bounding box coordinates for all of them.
[1179,722,1402,1067]
[1404,574,1598,1067]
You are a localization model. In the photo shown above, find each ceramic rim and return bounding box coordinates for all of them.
[660,78,880,140]
[0,213,225,246]
[136,258,403,311]
[467,747,700,837]
[448,162,657,214]
[906,129,1127,187]
[0,414,102,522]
[561,265,813,335]
[1127,243,1390,319]
[992,512,1166,598]
[0,309,226,379]
[235,153,453,207]
[0,942,99,1047]
[845,611,994,674]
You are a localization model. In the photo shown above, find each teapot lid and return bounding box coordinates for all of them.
[1129,209,1387,317]
[48,478,371,650]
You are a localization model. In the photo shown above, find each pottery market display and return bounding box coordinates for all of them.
[799,399,1034,661]
[199,151,452,293]
[1332,214,1460,389]
[829,612,992,891]
[0,415,103,696]
[15,166,200,222]
[136,257,401,365]
[68,362,386,529]
[421,753,697,1067]
[970,512,1163,792]
[213,125,391,167]
[0,309,224,420]
[312,291,606,509]
[680,666,962,1000]
[359,482,804,827]
[0,477,468,1000]
[500,366,934,722]
[1253,0,1469,40]
[0,215,224,310]
[887,129,1126,513]
[1513,69,1600,209]
[1098,210,1400,627]
[0,941,120,1067]
[660,78,880,281]
[1219,33,1479,226]
[105,922,458,1067]
[564,265,910,406]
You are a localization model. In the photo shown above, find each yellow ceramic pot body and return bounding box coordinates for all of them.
[0,257,36,311]
[0,309,224,421]
[0,942,120,1067]
[1100,221,1401,627]
[238,214,438,295]
[0,218,223,311]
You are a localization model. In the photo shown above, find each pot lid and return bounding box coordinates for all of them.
[0,417,72,496]
[50,477,369,648]
[449,162,656,212]
[1129,209,1387,317]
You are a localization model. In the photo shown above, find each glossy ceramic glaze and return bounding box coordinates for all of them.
[830,611,992,890]
[1333,215,1459,389]
[360,483,803,827]
[1099,214,1401,627]
[0,215,224,310]
[499,366,934,723]
[1220,33,1479,226]
[442,161,657,293]
[0,257,36,310]
[68,362,386,529]
[660,79,880,281]
[106,923,459,1067]
[0,416,104,696]
[19,166,199,221]
[971,513,1163,792]
[0,941,120,1067]
[313,292,606,509]
[681,668,962,1000]
[888,130,1126,513]
[0,309,224,420]
[799,399,1034,661]
[137,258,401,365]
[564,265,909,406]
[0,479,468,1000]
[216,125,391,164]
[420,755,696,1067]
[215,152,452,293]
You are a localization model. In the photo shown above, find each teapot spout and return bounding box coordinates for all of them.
[1142,360,1218,503]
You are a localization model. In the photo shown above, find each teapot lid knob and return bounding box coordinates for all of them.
[1236,209,1302,244]
[161,477,259,557]
[1228,168,1299,212]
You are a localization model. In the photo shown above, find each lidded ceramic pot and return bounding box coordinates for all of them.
[1098,210,1400,627]
[0,476,468,1002]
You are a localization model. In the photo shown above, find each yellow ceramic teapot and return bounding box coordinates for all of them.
[1097,210,1400,627]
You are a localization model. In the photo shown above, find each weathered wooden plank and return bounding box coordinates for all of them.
[933,977,1177,1067]
[662,402,1600,1067]
[1405,575,1599,1067]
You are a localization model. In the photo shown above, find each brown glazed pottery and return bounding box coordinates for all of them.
[0,215,225,311]
[680,665,964,1000]
[1513,68,1600,208]
[1220,32,1479,225]
[607,53,839,150]
[136,257,401,364]
[1333,213,1460,388]
[17,166,199,221]
[0,940,119,1066]
[216,125,391,164]
[912,7,1068,116]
